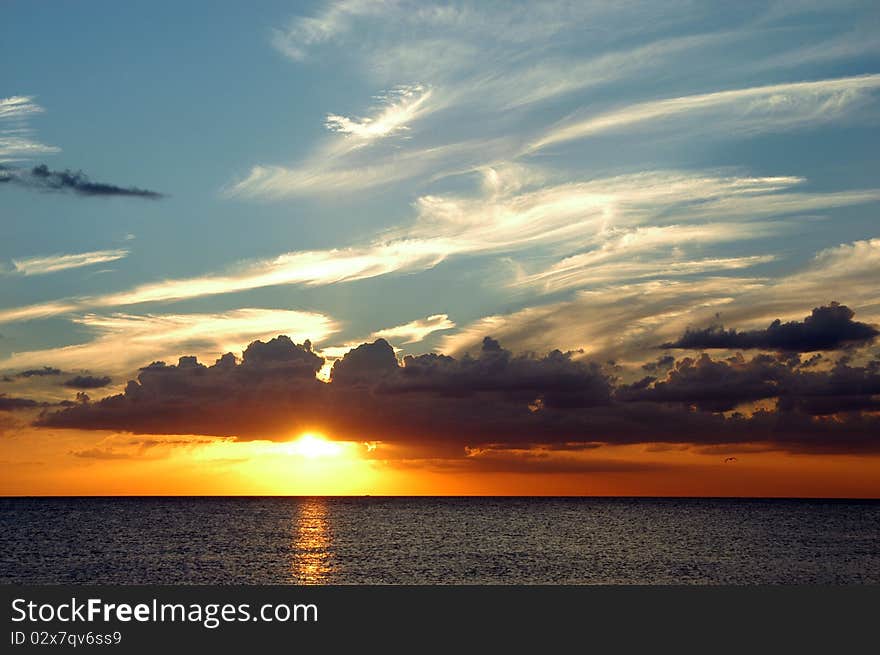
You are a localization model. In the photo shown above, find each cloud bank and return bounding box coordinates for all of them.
[37,312,880,454]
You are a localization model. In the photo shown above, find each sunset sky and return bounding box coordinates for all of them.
[2,0,879,496]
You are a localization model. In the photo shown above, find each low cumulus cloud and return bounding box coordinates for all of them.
[36,315,880,454]
[663,303,878,352]
[0,164,164,198]
[0,394,40,411]
[617,352,880,415]
[63,375,112,389]
[16,367,62,378]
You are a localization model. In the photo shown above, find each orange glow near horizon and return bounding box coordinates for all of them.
[0,426,879,497]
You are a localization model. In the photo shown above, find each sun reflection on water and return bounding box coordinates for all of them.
[291,498,332,584]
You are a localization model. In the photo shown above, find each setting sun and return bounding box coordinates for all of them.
[288,433,344,459]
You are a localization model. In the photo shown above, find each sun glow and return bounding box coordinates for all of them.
[287,433,344,459]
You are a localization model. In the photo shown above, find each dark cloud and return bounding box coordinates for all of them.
[663,303,878,352]
[642,354,675,373]
[16,366,62,378]
[0,394,40,411]
[35,325,880,454]
[0,164,164,198]
[331,338,400,384]
[618,352,880,415]
[63,375,112,389]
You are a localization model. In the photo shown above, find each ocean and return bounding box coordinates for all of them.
[2,497,878,584]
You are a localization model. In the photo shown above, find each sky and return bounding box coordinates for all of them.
[1,0,879,496]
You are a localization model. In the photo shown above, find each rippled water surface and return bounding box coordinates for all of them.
[2,497,878,584]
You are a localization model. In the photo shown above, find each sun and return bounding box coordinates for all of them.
[288,433,343,459]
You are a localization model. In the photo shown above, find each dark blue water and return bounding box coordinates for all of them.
[1,497,878,584]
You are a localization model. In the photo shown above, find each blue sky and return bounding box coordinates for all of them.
[2,0,880,391]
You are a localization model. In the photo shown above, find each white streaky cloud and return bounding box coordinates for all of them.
[676,189,880,222]
[528,74,880,152]
[402,169,824,253]
[0,137,59,161]
[240,27,751,200]
[0,96,44,120]
[0,309,339,376]
[752,31,880,72]
[371,313,455,344]
[0,96,59,162]
[4,168,880,323]
[511,222,780,293]
[7,245,445,325]
[254,5,880,205]
[11,249,129,276]
[271,0,388,60]
[440,237,880,365]
[0,301,82,323]
[439,277,768,361]
[90,240,451,307]
[0,241,451,323]
[483,31,749,111]
[225,135,512,198]
[325,85,432,140]
[515,255,775,294]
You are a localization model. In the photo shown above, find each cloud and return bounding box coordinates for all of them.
[617,350,880,416]
[0,164,164,198]
[225,135,511,198]
[509,223,780,294]
[4,166,878,326]
[325,84,433,140]
[528,74,880,152]
[0,96,58,162]
[0,394,40,411]
[244,2,880,209]
[441,237,880,365]
[642,355,675,373]
[0,308,339,376]
[440,277,769,363]
[35,329,880,454]
[250,9,760,201]
[15,366,62,378]
[270,0,388,60]
[663,303,879,352]
[0,96,44,120]
[371,314,455,344]
[63,375,112,389]
[9,249,129,276]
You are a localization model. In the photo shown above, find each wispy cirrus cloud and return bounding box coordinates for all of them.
[224,136,510,198]
[528,74,880,152]
[244,1,880,203]
[9,249,129,276]
[371,313,455,344]
[325,84,433,141]
[0,308,339,376]
[0,96,58,162]
[0,96,44,120]
[3,167,880,324]
[270,0,389,61]
[441,237,880,365]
